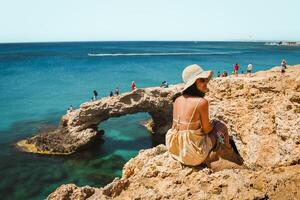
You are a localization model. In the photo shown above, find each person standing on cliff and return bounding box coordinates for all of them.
[131,81,136,91]
[114,87,119,96]
[247,63,253,76]
[166,64,243,167]
[93,90,98,101]
[234,63,239,76]
[281,59,287,74]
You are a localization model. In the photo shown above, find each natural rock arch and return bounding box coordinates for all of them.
[17,86,183,155]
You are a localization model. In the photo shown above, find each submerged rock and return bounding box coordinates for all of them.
[48,66,300,199]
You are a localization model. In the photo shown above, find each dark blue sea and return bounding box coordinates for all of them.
[0,41,299,199]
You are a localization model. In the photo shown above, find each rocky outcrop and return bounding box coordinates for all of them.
[207,66,300,169]
[16,86,182,154]
[49,145,300,200]
[48,65,300,199]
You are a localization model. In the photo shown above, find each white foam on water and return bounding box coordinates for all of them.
[88,51,244,57]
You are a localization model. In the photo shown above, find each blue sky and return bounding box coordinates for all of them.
[0,0,299,43]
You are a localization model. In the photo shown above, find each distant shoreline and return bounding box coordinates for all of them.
[265,41,300,46]
[0,40,288,45]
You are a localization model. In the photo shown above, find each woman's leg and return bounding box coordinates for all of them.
[204,121,221,163]
[205,133,218,163]
[215,121,231,149]
[209,120,231,148]
[205,120,243,165]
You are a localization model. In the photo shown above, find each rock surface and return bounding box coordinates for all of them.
[48,65,300,199]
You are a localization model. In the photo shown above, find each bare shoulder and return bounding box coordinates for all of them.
[188,96,209,107]
[186,96,207,103]
[188,97,209,114]
[196,97,209,111]
[175,96,209,108]
[198,97,209,105]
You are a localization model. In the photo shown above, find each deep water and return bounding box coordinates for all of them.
[0,41,299,199]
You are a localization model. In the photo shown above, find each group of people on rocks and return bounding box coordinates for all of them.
[66,82,137,113]
[216,59,288,78]
[217,63,253,78]
[217,71,228,77]
[109,81,136,97]
[110,87,120,97]
[66,79,169,113]
[92,81,137,101]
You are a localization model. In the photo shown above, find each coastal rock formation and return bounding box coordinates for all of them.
[48,65,300,199]
[17,85,182,154]
[49,145,300,200]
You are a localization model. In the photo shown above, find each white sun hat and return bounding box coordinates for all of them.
[182,64,213,92]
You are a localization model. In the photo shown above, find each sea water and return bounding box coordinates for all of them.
[0,41,299,199]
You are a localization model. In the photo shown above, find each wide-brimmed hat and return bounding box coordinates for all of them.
[182,64,213,92]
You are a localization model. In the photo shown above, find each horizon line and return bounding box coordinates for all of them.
[1,39,299,45]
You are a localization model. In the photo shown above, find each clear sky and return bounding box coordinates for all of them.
[0,0,299,43]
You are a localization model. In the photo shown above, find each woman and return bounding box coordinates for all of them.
[166,64,243,166]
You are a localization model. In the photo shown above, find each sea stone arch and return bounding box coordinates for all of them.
[17,86,183,155]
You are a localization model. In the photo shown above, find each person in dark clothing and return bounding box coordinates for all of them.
[110,91,114,97]
[93,90,98,101]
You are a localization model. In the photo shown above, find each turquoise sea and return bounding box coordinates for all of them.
[0,41,300,199]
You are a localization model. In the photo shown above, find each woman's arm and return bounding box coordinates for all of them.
[199,98,213,134]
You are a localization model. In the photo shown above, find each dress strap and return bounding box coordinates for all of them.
[187,99,202,130]
[173,119,201,125]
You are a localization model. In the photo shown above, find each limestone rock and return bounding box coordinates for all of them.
[47,184,96,200]
[48,145,300,200]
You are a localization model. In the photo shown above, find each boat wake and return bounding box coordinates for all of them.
[88,51,244,57]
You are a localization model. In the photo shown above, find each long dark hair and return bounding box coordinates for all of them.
[172,83,205,101]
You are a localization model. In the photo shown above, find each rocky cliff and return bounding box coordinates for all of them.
[48,65,300,199]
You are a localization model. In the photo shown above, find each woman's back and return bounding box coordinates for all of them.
[173,95,205,131]
[167,95,213,166]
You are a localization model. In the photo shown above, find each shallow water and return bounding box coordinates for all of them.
[0,41,299,199]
